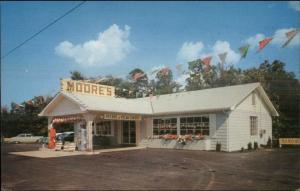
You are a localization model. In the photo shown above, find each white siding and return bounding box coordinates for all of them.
[211,113,229,151]
[138,117,152,146]
[144,139,211,150]
[209,114,217,138]
[228,91,272,151]
[136,120,141,144]
[236,91,270,114]
[48,98,83,116]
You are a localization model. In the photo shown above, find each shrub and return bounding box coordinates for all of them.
[216,142,221,151]
[248,142,252,150]
[267,137,272,148]
[254,142,258,150]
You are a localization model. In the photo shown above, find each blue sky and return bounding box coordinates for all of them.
[1,1,300,107]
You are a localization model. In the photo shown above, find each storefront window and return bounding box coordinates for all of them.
[153,118,177,135]
[95,121,112,136]
[180,116,209,135]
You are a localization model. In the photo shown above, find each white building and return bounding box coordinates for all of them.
[39,82,278,152]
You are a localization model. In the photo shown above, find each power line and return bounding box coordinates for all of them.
[1,1,86,60]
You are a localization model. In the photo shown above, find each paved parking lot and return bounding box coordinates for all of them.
[1,144,300,190]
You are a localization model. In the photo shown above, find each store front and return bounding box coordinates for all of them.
[48,113,141,151]
[39,80,278,152]
[92,120,137,149]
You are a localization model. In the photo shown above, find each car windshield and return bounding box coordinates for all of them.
[56,132,74,141]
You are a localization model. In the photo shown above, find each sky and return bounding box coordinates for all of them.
[1,1,300,107]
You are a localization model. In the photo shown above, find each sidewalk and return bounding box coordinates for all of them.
[9,146,146,158]
[94,146,146,153]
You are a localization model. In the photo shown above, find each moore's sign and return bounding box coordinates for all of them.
[60,79,115,97]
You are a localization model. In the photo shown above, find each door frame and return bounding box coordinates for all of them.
[121,120,136,144]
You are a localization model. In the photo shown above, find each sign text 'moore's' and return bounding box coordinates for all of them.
[60,79,115,97]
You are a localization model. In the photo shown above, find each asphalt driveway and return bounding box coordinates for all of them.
[1,144,299,190]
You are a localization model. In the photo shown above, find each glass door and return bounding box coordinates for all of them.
[129,121,136,144]
[122,121,130,144]
[122,121,136,144]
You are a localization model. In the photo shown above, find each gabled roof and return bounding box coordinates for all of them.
[39,83,279,117]
[39,92,153,116]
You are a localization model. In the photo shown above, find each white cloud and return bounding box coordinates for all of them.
[55,24,133,67]
[244,28,300,49]
[211,41,240,65]
[245,33,265,49]
[177,41,204,63]
[177,39,240,66]
[271,28,300,47]
[175,73,189,86]
[289,1,300,11]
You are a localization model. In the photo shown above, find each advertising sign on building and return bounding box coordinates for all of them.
[60,79,115,97]
[103,113,142,121]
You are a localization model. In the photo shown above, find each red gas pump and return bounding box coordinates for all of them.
[48,127,56,149]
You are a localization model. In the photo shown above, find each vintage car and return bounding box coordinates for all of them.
[5,133,43,144]
[56,132,74,142]
[37,137,49,145]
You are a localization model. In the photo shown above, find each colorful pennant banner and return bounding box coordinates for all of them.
[239,44,250,59]
[160,67,170,76]
[282,29,300,48]
[218,52,227,64]
[202,56,212,67]
[132,72,146,81]
[258,37,273,52]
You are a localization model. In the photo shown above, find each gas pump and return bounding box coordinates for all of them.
[76,121,87,151]
[48,127,56,149]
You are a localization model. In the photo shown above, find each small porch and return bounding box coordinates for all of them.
[38,92,145,152]
[48,112,143,152]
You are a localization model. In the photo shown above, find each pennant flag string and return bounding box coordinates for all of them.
[202,56,212,67]
[258,37,273,52]
[59,27,300,91]
[175,64,184,75]
[132,72,146,81]
[282,29,300,48]
[159,67,170,76]
[176,64,189,75]
[218,52,227,65]
[239,44,250,59]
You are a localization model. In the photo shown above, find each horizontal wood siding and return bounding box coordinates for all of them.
[138,117,152,146]
[228,91,273,151]
[236,91,270,114]
[145,139,211,150]
[211,113,228,151]
[49,98,82,116]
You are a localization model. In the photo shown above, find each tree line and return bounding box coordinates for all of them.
[1,60,299,138]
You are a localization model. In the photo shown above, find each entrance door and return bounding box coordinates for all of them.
[122,121,136,144]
